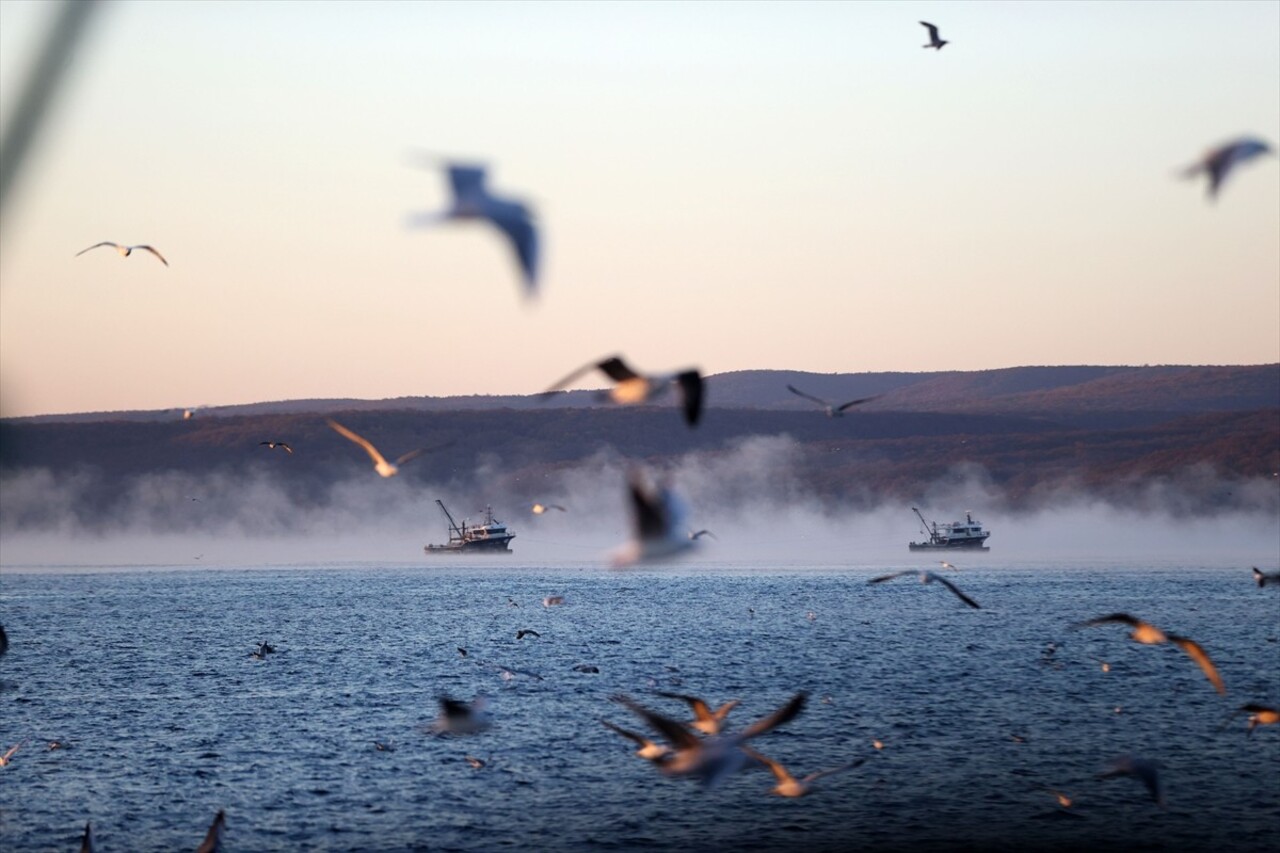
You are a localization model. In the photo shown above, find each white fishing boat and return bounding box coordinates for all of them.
[908,507,990,551]
[424,501,515,554]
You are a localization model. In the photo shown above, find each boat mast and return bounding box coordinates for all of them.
[911,506,933,536]
[435,499,464,538]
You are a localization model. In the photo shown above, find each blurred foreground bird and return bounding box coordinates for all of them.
[1074,613,1224,694]
[327,419,424,478]
[531,503,566,514]
[1220,703,1279,735]
[1181,137,1273,200]
[195,810,226,853]
[542,355,703,426]
[0,740,25,766]
[656,692,741,735]
[1252,566,1280,587]
[867,569,981,609]
[431,696,491,735]
[408,159,539,296]
[259,441,292,454]
[920,21,948,49]
[601,718,671,763]
[742,747,866,798]
[786,384,878,417]
[80,821,93,853]
[611,469,698,567]
[1099,755,1163,806]
[75,241,168,266]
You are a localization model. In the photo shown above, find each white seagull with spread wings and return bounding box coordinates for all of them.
[75,241,168,266]
[327,419,424,478]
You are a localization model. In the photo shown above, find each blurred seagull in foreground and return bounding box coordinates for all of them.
[408,159,539,297]
[431,695,491,735]
[195,810,226,853]
[1181,137,1273,200]
[786,384,878,417]
[1074,613,1225,694]
[920,21,948,50]
[75,241,168,266]
[655,691,741,736]
[542,355,704,426]
[1220,703,1279,735]
[741,747,867,798]
[611,692,807,787]
[327,419,424,478]
[1099,755,1163,806]
[1252,566,1280,587]
[867,569,981,609]
[601,718,671,763]
[531,503,567,514]
[611,469,698,567]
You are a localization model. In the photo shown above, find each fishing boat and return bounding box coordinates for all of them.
[424,500,515,554]
[908,507,990,551]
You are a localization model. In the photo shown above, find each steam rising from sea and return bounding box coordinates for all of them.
[2,436,1277,568]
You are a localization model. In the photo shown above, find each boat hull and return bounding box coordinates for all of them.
[424,536,515,555]
[909,541,990,551]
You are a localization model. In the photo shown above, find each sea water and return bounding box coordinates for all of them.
[1,560,1277,852]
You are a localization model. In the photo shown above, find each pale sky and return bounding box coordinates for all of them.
[1,0,1277,418]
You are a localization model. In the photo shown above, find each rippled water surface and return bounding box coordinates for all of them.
[1,560,1277,852]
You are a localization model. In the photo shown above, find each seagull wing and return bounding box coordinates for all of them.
[920,21,941,41]
[74,241,119,256]
[739,692,807,741]
[194,810,226,853]
[1168,634,1226,695]
[835,395,880,413]
[596,356,640,382]
[80,821,94,853]
[628,473,671,541]
[327,419,390,469]
[601,718,656,750]
[135,245,169,266]
[657,691,713,724]
[486,202,538,293]
[1074,613,1142,630]
[805,757,868,783]
[929,573,982,609]
[741,746,795,786]
[868,569,918,584]
[786,384,830,409]
[394,448,426,466]
[446,163,488,201]
[611,694,701,751]
[674,370,703,426]
[541,357,619,396]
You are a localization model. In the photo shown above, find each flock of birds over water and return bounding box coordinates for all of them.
[8,16,1279,852]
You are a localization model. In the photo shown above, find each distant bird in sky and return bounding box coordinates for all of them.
[741,747,866,798]
[542,355,704,427]
[531,503,567,514]
[1074,613,1225,694]
[688,529,716,541]
[75,241,169,266]
[867,569,982,609]
[258,441,292,454]
[786,384,878,417]
[655,691,741,736]
[1220,703,1279,735]
[611,469,698,567]
[1099,755,1163,806]
[1181,137,1274,200]
[327,418,424,478]
[611,692,807,787]
[195,809,226,853]
[1252,566,1280,587]
[920,21,948,49]
[408,159,539,297]
[601,718,672,763]
[431,695,491,735]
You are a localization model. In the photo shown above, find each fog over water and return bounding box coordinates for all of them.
[3,437,1276,569]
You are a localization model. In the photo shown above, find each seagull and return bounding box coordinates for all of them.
[408,159,539,297]
[431,695,491,735]
[195,809,226,853]
[867,569,981,609]
[516,629,541,640]
[75,241,169,266]
[611,469,698,567]
[1181,137,1274,200]
[531,503,567,514]
[464,755,487,769]
[741,747,867,798]
[0,740,24,766]
[542,355,704,426]
[373,740,396,751]
[655,691,741,736]
[786,384,878,417]
[611,692,807,788]
[457,646,468,657]
[601,718,672,763]
[1252,566,1280,588]
[1220,703,1279,735]
[688,529,716,541]
[1098,755,1163,806]
[939,560,957,571]
[920,21,948,50]
[259,441,293,454]
[327,418,424,478]
[1074,613,1225,694]
[542,595,565,607]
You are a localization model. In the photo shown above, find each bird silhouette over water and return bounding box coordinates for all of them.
[408,159,539,296]
[542,355,704,426]
[611,469,699,567]
[742,747,867,798]
[1252,566,1280,587]
[327,419,424,478]
[1181,137,1273,200]
[75,241,168,266]
[920,21,948,49]
[786,384,878,417]
[195,809,226,853]
[1099,755,1163,806]
[867,569,981,609]
[1074,613,1225,694]
[431,696,491,735]
[1221,703,1279,735]
[656,692,741,736]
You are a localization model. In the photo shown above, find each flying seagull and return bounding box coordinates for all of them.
[1074,613,1225,694]
[1252,566,1280,588]
[1182,137,1273,200]
[920,21,948,50]
[1099,755,1163,806]
[601,718,671,763]
[741,747,867,798]
[327,418,424,478]
[516,629,541,640]
[867,569,981,609]
[408,159,539,297]
[531,503,567,514]
[1220,703,1279,735]
[75,241,169,266]
[258,441,293,454]
[655,691,741,736]
[689,529,716,541]
[542,355,704,426]
[611,692,807,787]
[612,469,699,567]
[786,384,878,417]
[431,695,491,735]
